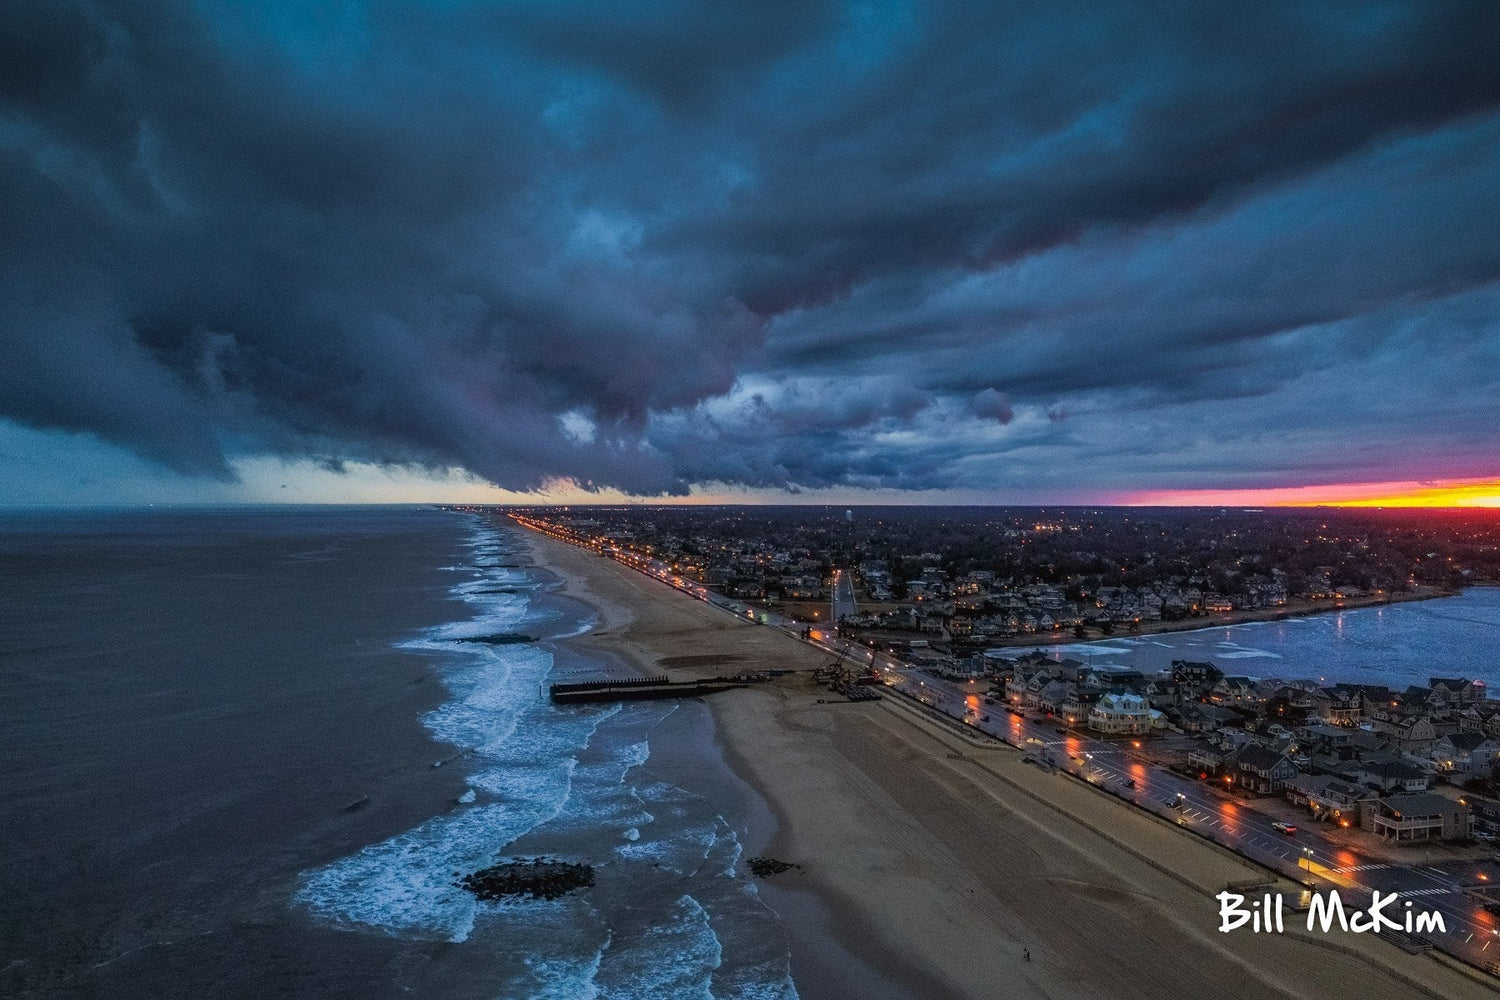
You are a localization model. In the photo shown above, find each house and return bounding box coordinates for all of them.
[1266,685,1315,721]
[1171,660,1223,688]
[1187,740,1230,773]
[1284,774,1374,824]
[1360,793,1470,842]
[1429,677,1487,711]
[1366,713,1437,753]
[1309,687,1364,725]
[1344,757,1431,794]
[1033,679,1072,715]
[1296,724,1356,750]
[1087,692,1157,735]
[1174,702,1238,733]
[1210,676,1259,706]
[1468,796,1500,840]
[1060,688,1098,726]
[1229,743,1298,795]
[1431,733,1500,778]
[1458,705,1500,738]
[1007,669,1044,706]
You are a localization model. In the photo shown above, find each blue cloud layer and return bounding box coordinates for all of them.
[1,1,1497,497]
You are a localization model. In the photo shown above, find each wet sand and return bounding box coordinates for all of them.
[518,524,1496,1000]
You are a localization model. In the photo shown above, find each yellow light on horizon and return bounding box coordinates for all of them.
[1126,477,1500,508]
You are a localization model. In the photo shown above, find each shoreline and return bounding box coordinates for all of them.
[513,520,1497,1000]
[514,522,935,998]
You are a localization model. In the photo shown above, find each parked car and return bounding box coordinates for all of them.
[1272,821,1298,834]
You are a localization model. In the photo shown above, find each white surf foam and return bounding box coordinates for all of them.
[591,894,722,1000]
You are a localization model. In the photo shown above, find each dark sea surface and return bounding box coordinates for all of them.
[0,507,793,999]
[1009,587,1500,688]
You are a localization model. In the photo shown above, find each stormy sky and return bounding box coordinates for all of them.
[3,1,1499,505]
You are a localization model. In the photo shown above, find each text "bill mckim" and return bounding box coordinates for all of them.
[1218,890,1445,935]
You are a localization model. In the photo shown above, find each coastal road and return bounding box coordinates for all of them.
[771,614,1500,972]
[831,569,857,631]
[862,661,1500,970]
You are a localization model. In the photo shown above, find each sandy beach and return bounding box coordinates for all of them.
[520,523,1497,1000]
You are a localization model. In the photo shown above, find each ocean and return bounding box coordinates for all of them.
[0,507,794,999]
[1008,587,1500,689]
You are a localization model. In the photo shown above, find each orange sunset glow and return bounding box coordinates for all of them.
[1126,478,1500,508]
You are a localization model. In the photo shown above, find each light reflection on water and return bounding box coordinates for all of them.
[1009,588,1500,688]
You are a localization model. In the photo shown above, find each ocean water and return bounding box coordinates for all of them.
[296,515,797,998]
[1009,587,1500,689]
[0,508,796,999]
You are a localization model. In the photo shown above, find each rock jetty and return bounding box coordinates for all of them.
[457,857,595,901]
[746,857,801,878]
[456,632,536,645]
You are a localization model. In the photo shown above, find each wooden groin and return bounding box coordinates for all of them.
[549,675,748,704]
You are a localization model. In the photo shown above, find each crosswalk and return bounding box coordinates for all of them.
[1330,863,1394,873]
[1395,887,1456,897]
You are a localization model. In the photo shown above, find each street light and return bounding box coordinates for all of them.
[1301,847,1313,872]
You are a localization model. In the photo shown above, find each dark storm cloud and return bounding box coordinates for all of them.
[2,0,1498,496]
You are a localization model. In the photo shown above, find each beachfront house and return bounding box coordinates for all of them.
[1359,793,1470,843]
[1187,741,1229,775]
[1228,744,1298,795]
[1036,680,1073,717]
[1284,774,1373,825]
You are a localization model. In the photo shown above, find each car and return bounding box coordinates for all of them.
[1123,778,1137,789]
[1272,821,1298,834]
